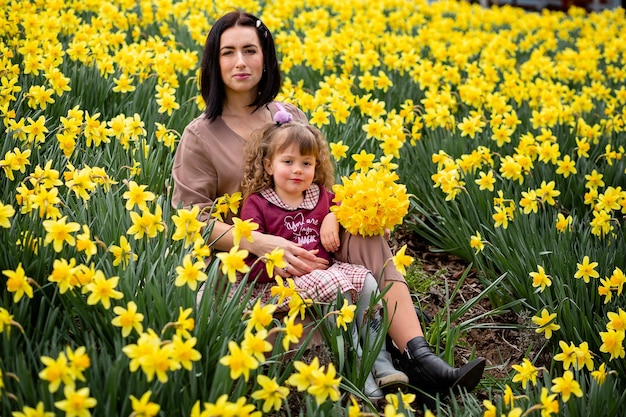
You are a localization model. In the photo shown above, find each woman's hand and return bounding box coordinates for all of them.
[247,232,329,278]
[275,247,328,278]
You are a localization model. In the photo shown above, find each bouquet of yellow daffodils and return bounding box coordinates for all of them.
[331,167,410,237]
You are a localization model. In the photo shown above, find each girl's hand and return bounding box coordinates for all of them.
[320,212,340,252]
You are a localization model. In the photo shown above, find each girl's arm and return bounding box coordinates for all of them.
[320,211,340,253]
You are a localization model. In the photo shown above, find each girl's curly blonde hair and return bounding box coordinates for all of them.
[242,121,335,199]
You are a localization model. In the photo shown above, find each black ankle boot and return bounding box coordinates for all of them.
[401,336,485,395]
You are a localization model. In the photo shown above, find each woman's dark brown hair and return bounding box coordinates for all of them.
[200,10,281,121]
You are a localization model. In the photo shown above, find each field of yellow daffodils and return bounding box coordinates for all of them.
[1,0,626,416]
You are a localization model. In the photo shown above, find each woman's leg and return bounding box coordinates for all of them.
[337,231,486,396]
[384,277,485,398]
[384,280,424,351]
[336,230,405,287]
[335,230,424,349]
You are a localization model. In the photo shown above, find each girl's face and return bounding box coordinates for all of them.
[265,137,316,204]
[219,25,264,97]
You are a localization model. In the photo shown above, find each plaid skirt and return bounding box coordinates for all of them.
[233,260,370,312]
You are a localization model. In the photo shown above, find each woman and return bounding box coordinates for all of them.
[171,10,485,400]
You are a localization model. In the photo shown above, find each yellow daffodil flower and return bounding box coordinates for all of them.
[171,334,202,371]
[122,181,156,211]
[335,299,356,331]
[53,386,97,416]
[555,213,573,233]
[270,276,297,305]
[599,329,626,360]
[287,357,321,392]
[3,262,34,302]
[172,307,195,339]
[262,247,286,279]
[591,363,608,385]
[43,216,80,252]
[530,265,552,292]
[470,232,485,254]
[85,271,123,309]
[0,201,15,228]
[531,309,560,339]
[241,329,272,363]
[308,362,341,404]
[215,245,250,283]
[76,225,98,261]
[112,301,144,337]
[550,370,583,402]
[12,401,54,417]
[38,353,73,393]
[607,308,626,332]
[219,340,258,382]
[392,244,413,276]
[109,235,137,268]
[174,254,208,291]
[251,374,289,413]
[282,313,303,351]
[130,391,160,417]
[65,345,90,382]
[246,299,276,332]
[330,141,349,160]
[483,399,497,417]
[574,255,599,283]
[511,358,538,389]
[232,217,258,247]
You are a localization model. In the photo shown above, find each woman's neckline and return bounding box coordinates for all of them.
[219,103,275,140]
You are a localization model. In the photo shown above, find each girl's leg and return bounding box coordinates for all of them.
[338,292,384,401]
[357,274,409,389]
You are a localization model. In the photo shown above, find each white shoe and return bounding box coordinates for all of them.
[365,372,384,401]
[374,348,409,388]
[367,318,409,389]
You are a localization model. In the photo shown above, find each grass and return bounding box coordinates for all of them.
[404,260,443,296]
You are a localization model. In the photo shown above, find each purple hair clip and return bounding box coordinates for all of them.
[273,103,293,125]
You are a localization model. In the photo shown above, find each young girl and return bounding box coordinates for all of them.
[239,112,408,400]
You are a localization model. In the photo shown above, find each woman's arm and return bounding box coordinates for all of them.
[209,218,329,277]
[171,120,221,219]
[209,222,328,276]
[242,231,329,276]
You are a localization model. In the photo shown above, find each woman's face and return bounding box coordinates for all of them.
[219,25,264,96]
